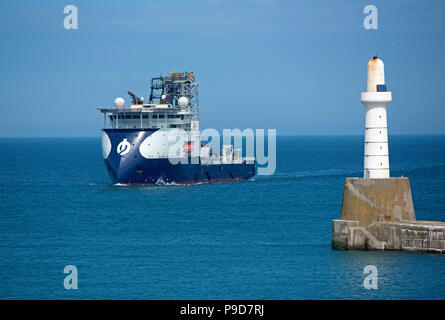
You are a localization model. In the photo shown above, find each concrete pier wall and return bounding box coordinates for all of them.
[333,177,444,254]
[340,177,415,226]
[332,219,445,253]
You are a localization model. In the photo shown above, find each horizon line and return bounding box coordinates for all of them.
[1,133,445,139]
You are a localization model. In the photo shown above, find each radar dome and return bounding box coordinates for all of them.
[114,97,125,108]
[178,96,189,108]
[161,94,167,100]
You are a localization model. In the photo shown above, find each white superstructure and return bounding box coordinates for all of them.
[360,57,392,179]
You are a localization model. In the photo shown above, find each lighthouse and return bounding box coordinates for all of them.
[329,55,445,254]
[360,57,392,179]
[333,54,415,227]
[336,56,415,226]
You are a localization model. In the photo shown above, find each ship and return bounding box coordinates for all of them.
[98,72,255,185]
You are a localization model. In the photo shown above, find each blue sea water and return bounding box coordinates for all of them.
[0,135,444,300]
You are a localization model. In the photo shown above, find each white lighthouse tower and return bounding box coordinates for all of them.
[360,56,392,179]
[332,55,418,246]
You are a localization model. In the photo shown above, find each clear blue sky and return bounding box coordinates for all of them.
[0,0,444,136]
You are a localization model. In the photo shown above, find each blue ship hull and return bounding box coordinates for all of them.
[102,129,255,184]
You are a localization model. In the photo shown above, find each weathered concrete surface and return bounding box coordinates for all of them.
[368,220,445,253]
[333,177,444,254]
[332,220,385,250]
[332,220,359,250]
[332,219,445,254]
[340,177,415,226]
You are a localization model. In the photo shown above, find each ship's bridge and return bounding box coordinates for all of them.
[98,104,194,130]
[99,71,199,131]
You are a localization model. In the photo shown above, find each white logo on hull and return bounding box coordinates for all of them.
[117,138,131,156]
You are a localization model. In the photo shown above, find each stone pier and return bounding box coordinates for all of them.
[332,177,445,254]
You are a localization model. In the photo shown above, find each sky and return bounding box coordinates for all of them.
[0,0,444,137]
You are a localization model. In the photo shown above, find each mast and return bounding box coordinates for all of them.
[149,72,199,121]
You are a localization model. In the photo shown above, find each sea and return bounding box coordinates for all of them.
[0,135,444,299]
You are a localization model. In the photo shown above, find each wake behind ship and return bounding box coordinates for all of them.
[98,72,255,184]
